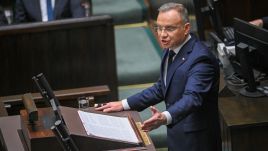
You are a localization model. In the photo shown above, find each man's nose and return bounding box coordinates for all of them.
[159,30,168,37]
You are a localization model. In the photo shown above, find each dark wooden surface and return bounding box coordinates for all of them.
[219,0,268,26]
[0,15,118,100]
[61,107,156,151]
[0,115,26,151]
[0,101,8,117]
[0,107,155,151]
[20,108,61,151]
[219,96,268,151]
[0,85,110,115]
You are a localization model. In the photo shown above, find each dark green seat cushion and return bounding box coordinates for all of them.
[92,0,147,25]
[119,85,167,148]
[115,26,162,85]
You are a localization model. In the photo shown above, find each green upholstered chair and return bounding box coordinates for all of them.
[115,26,162,86]
[92,0,148,25]
[119,84,167,148]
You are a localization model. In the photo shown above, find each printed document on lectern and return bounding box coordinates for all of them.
[78,110,139,143]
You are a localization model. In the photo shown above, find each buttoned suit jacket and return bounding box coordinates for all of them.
[15,0,85,23]
[262,16,268,29]
[0,9,7,25]
[127,34,221,151]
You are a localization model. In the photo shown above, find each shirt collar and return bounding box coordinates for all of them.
[170,34,191,54]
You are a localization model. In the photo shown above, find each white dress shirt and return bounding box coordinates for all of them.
[40,0,55,22]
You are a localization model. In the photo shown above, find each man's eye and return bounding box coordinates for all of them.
[153,26,160,30]
[165,27,176,31]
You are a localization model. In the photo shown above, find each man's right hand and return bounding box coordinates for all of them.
[95,101,123,113]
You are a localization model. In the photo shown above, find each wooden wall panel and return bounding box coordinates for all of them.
[0,15,118,100]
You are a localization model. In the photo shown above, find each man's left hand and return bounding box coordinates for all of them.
[141,106,167,132]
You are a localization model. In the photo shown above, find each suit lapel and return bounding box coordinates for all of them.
[165,36,196,95]
[32,0,42,20]
[53,0,59,18]
[53,0,66,19]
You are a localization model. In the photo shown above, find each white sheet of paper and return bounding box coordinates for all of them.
[78,110,139,143]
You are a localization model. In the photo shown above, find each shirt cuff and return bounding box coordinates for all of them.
[162,111,172,125]
[122,99,130,110]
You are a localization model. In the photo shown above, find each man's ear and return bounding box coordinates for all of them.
[184,22,191,35]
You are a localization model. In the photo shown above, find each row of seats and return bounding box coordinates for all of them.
[92,0,196,25]
[92,0,148,25]
[115,25,161,85]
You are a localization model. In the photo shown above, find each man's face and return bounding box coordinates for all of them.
[155,9,190,49]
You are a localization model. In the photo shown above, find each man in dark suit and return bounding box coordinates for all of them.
[96,3,221,151]
[15,0,85,23]
[0,6,7,25]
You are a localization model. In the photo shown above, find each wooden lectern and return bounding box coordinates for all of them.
[20,106,155,151]
[220,96,268,151]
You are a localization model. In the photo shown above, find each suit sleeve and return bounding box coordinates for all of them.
[262,16,268,29]
[167,56,218,125]
[70,0,85,18]
[0,9,7,25]
[127,78,164,111]
[14,0,27,23]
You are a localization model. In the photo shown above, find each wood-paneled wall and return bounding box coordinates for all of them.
[0,15,118,100]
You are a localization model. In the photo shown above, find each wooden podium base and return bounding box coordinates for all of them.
[20,108,62,151]
[20,107,154,151]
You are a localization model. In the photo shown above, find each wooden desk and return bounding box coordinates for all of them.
[84,108,156,151]
[0,85,110,115]
[0,101,8,117]
[0,107,156,151]
[219,96,268,151]
[0,16,118,100]
[0,116,27,151]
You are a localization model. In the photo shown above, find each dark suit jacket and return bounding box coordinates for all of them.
[262,16,268,29]
[0,8,7,25]
[15,0,85,23]
[127,34,221,151]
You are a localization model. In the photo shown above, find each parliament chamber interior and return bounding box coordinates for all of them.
[0,0,268,151]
